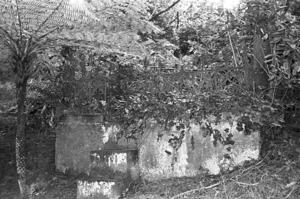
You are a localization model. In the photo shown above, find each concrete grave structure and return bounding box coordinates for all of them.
[55,112,260,198]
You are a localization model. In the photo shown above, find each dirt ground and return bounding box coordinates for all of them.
[1,125,300,199]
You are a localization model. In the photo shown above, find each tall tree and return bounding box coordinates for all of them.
[0,0,161,197]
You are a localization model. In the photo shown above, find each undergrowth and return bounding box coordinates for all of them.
[1,125,300,199]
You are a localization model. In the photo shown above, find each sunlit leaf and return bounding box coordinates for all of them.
[271,122,281,127]
[268,74,277,81]
[271,37,281,44]
[292,63,300,75]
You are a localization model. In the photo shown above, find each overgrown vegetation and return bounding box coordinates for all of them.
[1,0,300,198]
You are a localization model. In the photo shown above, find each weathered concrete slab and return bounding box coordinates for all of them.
[55,114,105,174]
[56,112,260,182]
[55,114,131,174]
[139,112,260,180]
[77,180,122,199]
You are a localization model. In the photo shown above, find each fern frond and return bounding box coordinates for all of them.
[0,0,162,57]
[0,0,100,31]
[46,31,146,57]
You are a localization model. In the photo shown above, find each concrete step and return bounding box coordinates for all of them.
[77,179,124,199]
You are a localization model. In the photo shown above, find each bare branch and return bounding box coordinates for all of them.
[0,26,19,54]
[37,27,60,41]
[33,0,64,36]
[149,0,181,21]
[15,0,23,42]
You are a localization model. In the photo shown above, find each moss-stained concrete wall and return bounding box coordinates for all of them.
[55,114,106,174]
[56,114,134,174]
[56,112,260,181]
[139,112,260,180]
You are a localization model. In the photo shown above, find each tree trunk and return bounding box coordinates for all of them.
[252,34,269,91]
[243,34,269,93]
[16,80,30,198]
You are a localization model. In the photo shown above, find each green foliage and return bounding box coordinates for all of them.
[12,0,294,139]
[0,0,172,93]
[21,0,291,141]
[113,0,298,139]
[239,1,300,83]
